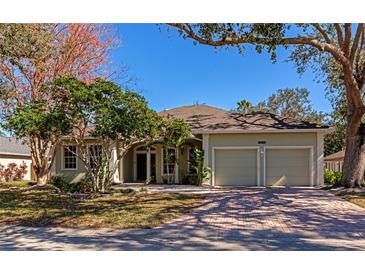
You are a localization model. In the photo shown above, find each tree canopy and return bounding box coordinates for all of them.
[236,88,325,124]
[50,76,161,192]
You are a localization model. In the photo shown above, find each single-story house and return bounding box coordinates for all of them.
[0,135,33,181]
[55,105,332,187]
[324,150,345,172]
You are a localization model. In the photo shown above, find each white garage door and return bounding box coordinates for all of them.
[265,148,311,186]
[214,149,258,186]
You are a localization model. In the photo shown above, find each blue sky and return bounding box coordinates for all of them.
[112,24,331,113]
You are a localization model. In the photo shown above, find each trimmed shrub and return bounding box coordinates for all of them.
[49,175,92,193]
[324,168,342,186]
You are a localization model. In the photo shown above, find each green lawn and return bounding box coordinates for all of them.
[0,186,205,229]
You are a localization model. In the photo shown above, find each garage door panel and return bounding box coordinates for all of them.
[266,148,310,186]
[217,168,256,177]
[268,160,309,168]
[266,167,309,176]
[216,176,257,186]
[218,179,257,186]
[266,176,309,186]
[215,149,257,186]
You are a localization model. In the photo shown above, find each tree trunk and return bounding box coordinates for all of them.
[36,170,49,186]
[341,109,365,188]
[34,157,49,186]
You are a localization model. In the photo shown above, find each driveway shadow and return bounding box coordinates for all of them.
[1,188,365,250]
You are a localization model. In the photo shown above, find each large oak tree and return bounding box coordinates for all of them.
[168,23,365,188]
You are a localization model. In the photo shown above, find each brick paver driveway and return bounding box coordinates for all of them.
[1,188,365,250]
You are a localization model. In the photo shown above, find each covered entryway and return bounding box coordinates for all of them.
[134,146,156,182]
[213,147,259,186]
[265,147,312,186]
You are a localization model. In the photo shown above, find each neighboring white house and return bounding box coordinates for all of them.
[0,136,33,181]
[324,150,345,172]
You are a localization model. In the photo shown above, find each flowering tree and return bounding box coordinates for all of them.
[0,24,116,185]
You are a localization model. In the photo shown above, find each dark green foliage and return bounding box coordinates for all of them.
[3,99,72,140]
[160,115,191,148]
[49,175,93,194]
[159,115,191,184]
[50,76,161,192]
[53,76,160,142]
[324,124,346,156]
[188,147,211,186]
[324,88,347,156]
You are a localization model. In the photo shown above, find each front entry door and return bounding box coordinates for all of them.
[137,154,147,180]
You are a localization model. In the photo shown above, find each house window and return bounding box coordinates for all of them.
[163,148,176,175]
[63,146,77,170]
[89,145,102,170]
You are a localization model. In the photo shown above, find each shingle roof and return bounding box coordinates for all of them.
[324,150,345,161]
[0,136,31,156]
[160,105,330,133]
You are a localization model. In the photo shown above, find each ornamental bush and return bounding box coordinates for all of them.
[0,162,28,182]
[324,168,342,186]
[49,175,93,194]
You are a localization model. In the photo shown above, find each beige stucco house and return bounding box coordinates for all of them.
[55,105,331,187]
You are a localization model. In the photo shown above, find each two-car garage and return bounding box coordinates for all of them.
[212,146,313,187]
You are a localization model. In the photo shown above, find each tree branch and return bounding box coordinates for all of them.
[168,23,349,67]
[350,23,364,64]
[343,23,352,56]
[311,23,332,44]
[169,23,318,47]
[334,24,344,47]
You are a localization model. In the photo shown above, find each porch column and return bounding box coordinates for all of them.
[174,150,179,184]
[116,142,124,184]
[316,132,324,186]
[146,147,151,183]
[118,156,124,184]
[202,134,210,185]
[112,147,119,182]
